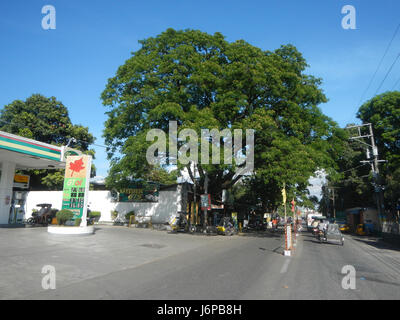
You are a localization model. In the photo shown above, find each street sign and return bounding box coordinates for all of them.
[200,194,211,210]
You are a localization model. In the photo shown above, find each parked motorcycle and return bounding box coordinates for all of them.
[169,212,190,232]
[26,204,54,225]
[217,217,237,236]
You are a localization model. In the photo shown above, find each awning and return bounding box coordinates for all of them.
[346,207,363,215]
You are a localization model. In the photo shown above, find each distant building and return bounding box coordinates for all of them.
[345,207,379,232]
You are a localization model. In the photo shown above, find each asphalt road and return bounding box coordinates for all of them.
[1,225,400,299]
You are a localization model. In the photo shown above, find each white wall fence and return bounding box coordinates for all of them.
[382,222,400,235]
[25,189,182,224]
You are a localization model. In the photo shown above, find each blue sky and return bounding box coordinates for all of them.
[1,0,400,177]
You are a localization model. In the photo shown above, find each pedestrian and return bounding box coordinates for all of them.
[272,218,277,230]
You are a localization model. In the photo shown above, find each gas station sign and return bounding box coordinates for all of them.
[61,155,92,221]
[13,174,30,189]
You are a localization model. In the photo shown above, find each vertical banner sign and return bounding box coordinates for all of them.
[62,155,92,225]
[281,185,286,204]
[285,224,292,250]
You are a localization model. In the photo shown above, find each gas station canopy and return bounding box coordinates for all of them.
[0,131,78,169]
[0,130,82,224]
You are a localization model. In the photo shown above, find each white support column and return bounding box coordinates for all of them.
[0,161,16,224]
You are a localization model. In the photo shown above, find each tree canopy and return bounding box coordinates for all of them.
[358,91,400,211]
[102,28,345,211]
[0,94,95,190]
[320,91,400,216]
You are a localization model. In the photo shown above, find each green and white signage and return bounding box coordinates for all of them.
[61,155,92,225]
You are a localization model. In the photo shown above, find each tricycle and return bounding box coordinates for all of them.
[317,223,344,246]
[26,203,54,225]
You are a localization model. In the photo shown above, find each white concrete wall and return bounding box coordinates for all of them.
[382,222,400,235]
[24,189,181,224]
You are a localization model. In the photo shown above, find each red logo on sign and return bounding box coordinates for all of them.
[69,158,85,177]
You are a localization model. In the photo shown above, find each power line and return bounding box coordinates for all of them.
[392,75,400,91]
[374,53,400,95]
[359,23,400,105]
[349,22,400,124]
[340,163,368,174]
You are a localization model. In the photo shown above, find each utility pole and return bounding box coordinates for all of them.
[324,185,338,219]
[326,185,339,219]
[346,123,386,221]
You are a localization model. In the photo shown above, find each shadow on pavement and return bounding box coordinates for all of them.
[352,237,400,252]
[0,224,27,228]
[238,230,283,239]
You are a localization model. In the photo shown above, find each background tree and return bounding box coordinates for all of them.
[0,94,95,190]
[321,92,400,217]
[357,91,400,213]
[101,28,346,210]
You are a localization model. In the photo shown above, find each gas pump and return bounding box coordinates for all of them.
[8,174,29,224]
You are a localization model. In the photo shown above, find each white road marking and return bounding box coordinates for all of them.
[280,258,291,273]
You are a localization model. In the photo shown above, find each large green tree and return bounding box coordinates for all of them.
[0,94,95,190]
[357,91,400,213]
[102,28,345,211]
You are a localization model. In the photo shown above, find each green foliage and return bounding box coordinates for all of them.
[101,28,344,211]
[89,211,101,217]
[125,211,135,221]
[111,210,118,220]
[0,94,96,190]
[358,91,400,211]
[56,209,74,225]
[321,91,400,215]
[74,218,82,226]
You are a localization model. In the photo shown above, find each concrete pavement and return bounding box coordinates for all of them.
[1,225,400,299]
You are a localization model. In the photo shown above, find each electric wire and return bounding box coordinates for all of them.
[391,76,400,91]
[348,22,400,124]
[358,23,400,106]
[374,53,400,96]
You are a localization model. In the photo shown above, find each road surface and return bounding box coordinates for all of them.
[1,225,400,299]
